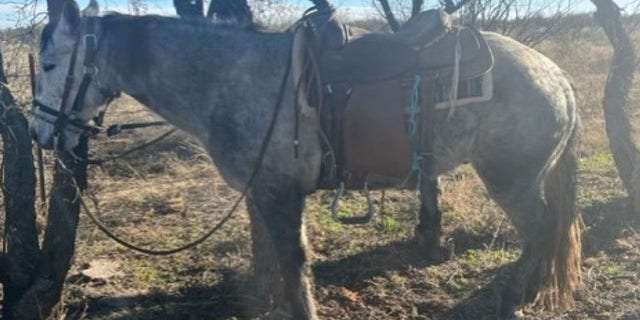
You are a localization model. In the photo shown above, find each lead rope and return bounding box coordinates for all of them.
[67,30,296,256]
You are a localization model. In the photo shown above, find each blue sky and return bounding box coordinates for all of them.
[0,0,637,28]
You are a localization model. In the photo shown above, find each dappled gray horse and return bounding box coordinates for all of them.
[30,1,581,319]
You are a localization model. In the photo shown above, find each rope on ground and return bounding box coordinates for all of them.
[77,183,244,255]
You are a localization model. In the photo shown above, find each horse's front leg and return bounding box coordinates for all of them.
[249,181,317,320]
[414,177,448,262]
[246,195,284,312]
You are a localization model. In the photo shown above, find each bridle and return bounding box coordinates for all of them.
[33,17,120,142]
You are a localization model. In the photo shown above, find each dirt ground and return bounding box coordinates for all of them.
[4,20,640,320]
[56,127,640,320]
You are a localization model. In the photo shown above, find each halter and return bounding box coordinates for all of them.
[33,18,119,141]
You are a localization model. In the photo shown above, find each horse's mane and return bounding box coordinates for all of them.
[41,12,262,51]
[40,11,286,84]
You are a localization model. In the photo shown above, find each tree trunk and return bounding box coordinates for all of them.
[377,0,400,32]
[308,0,333,10]
[206,0,254,28]
[592,0,640,215]
[412,0,424,17]
[173,0,203,18]
[0,46,89,320]
[441,0,475,14]
[0,84,39,319]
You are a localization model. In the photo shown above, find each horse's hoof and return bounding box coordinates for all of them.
[429,246,452,263]
[497,285,525,320]
[414,231,451,263]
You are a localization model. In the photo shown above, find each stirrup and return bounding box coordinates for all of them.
[330,181,374,225]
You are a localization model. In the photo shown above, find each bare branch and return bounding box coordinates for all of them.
[377,0,400,32]
[453,0,573,46]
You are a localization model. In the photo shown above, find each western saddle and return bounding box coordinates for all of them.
[297,8,494,190]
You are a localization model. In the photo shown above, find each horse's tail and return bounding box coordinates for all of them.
[537,115,582,309]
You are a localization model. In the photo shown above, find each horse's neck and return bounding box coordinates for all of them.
[99,17,289,138]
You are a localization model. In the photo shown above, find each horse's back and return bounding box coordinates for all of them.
[468,32,577,191]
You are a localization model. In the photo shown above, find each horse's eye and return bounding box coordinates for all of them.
[43,64,56,72]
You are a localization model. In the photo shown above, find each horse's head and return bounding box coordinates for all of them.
[30,0,116,151]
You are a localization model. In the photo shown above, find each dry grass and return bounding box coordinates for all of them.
[1,21,640,320]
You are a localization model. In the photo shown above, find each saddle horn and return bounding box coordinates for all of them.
[330,182,375,225]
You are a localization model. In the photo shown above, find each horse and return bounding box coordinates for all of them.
[29,1,581,319]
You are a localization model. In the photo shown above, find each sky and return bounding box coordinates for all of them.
[0,0,638,28]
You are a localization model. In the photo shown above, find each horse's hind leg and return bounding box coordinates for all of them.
[415,177,448,262]
[474,133,580,318]
[483,186,554,316]
[248,181,317,320]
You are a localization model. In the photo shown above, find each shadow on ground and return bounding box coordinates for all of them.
[439,265,510,320]
[67,197,638,320]
[313,239,436,288]
[581,196,637,256]
[65,269,258,320]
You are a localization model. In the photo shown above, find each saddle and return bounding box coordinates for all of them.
[301,9,494,189]
[319,10,452,84]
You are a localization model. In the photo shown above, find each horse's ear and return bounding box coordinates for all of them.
[82,0,100,17]
[57,0,81,34]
